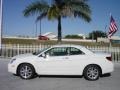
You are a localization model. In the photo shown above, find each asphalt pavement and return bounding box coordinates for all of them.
[0,58,120,90]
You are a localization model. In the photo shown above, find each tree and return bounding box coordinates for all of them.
[23,0,91,43]
[88,30,107,41]
[65,34,83,39]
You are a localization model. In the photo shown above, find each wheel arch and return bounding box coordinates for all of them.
[83,64,102,76]
[16,62,36,75]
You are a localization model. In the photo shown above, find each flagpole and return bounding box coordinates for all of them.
[0,0,3,53]
[109,13,112,53]
[109,38,112,51]
[108,14,118,53]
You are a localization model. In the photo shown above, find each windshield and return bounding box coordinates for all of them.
[33,47,50,55]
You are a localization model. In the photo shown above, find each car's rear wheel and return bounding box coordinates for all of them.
[18,64,35,79]
[83,65,100,81]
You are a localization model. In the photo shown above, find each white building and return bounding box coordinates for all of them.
[78,34,86,39]
[43,32,57,39]
[97,36,120,43]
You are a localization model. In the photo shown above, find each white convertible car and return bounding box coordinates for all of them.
[8,44,114,81]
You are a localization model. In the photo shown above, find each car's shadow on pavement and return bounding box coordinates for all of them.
[36,73,111,79]
[38,75,83,78]
[14,73,111,80]
[11,73,111,81]
[100,73,111,77]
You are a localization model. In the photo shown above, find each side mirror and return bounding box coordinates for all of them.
[41,53,46,58]
[41,53,49,58]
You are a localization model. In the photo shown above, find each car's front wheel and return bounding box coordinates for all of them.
[18,64,35,79]
[83,65,100,81]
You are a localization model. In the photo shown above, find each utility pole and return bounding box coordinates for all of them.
[35,22,37,37]
[39,19,41,36]
[92,32,94,42]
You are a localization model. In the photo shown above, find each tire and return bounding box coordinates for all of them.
[18,64,35,79]
[83,65,100,81]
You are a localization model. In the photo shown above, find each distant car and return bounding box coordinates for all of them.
[8,44,114,81]
[38,35,49,40]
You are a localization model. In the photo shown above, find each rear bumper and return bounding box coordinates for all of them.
[102,62,114,74]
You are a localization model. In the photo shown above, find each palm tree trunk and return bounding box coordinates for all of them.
[57,16,62,43]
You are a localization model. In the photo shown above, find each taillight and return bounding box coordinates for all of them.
[106,56,112,61]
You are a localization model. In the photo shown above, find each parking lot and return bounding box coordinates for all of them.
[0,58,120,90]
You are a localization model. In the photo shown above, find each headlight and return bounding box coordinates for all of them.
[10,58,16,64]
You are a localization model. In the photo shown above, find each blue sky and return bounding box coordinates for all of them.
[3,0,120,37]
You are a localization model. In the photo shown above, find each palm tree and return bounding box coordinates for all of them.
[23,0,91,43]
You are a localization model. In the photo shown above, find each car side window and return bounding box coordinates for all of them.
[45,47,68,56]
[70,47,84,55]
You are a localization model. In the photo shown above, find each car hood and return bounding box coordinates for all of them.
[12,53,35,59]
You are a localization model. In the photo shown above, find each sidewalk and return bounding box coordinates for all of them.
[0,57,11,61]
[114,62,120,68]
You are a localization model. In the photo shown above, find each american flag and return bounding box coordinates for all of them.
[108,15,118,38]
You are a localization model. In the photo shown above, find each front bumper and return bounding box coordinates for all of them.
[8,63,17,74]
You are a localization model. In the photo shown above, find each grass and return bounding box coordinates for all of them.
[2,38,120,47]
